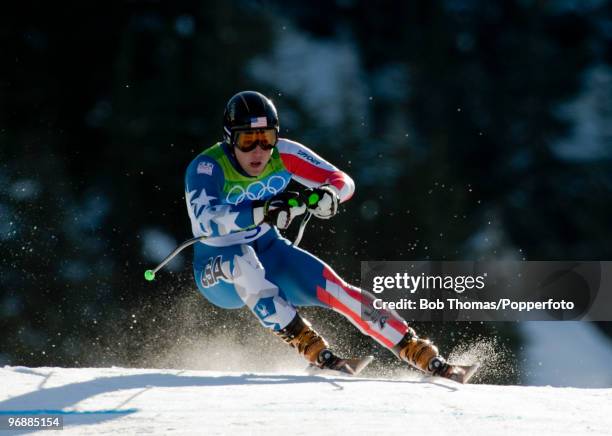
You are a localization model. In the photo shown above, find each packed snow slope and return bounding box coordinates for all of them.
[1,366,610,435]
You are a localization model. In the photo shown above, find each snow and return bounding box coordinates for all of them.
[1,366,611,435]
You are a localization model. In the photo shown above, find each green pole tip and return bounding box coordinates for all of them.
[144,270,155,281]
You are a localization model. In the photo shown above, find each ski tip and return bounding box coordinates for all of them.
[306,355,374,377]
[346,355,374,376]
[454,362,480,384]
[463,362,480,383]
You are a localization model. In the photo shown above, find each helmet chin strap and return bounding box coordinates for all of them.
[224,136,237,159]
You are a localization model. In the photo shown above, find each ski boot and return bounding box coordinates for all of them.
[393,327,478,383]
[275,314,372,376]
[314,349,373,376]
[428,356,479,383]
[275,314,329,364]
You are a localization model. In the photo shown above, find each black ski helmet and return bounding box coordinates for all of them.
[223,91,279,144]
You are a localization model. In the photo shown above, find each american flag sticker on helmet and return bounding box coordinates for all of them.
[250,117,267,128]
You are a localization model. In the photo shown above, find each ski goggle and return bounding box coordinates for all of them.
[233,128,278,152]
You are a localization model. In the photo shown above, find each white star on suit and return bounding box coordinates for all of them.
[209,205,241,234]
[189,189,217,217]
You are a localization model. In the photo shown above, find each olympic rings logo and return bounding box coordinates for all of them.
[225,176,288,205]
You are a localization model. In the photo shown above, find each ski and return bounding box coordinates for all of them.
[306,355,374,377]
[435,363,480,384]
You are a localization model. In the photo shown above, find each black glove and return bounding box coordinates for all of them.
[305,185,339,219]
[253,191,307,230]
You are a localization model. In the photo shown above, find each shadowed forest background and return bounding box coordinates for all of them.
[2,1,612,385]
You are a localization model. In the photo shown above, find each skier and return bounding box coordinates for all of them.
[185,90,473,382]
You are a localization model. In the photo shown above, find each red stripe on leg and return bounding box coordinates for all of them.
[317,286,395,348]
[322,267,408,336]
[384,318,408,335]
[316,285,331,306]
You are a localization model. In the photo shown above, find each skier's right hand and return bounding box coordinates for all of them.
[253,191,307,230]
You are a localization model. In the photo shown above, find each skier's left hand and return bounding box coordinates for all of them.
[305,185,339,219]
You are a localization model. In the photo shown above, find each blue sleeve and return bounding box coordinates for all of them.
[185,155,258,237]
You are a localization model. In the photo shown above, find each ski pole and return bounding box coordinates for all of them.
[144,215,315,281]
[145,192,318,281]
[144,216,311,281]
[292,211,312,247]
[292,190,319,247]
[144,235,208,281]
